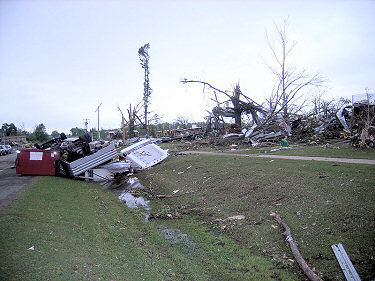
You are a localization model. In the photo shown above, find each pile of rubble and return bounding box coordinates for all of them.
[199,93,375,148]
[16,134,169,180]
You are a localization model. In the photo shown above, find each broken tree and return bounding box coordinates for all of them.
[181,79,264,135]
[138,43,152,135]
[117,101,144,139]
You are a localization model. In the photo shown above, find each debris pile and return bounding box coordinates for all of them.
[351,94,375,147]
[16,134,169,179]
[197,93,375,148]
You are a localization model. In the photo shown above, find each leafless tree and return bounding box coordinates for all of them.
[264,20,325,121]
[311,90,325,118]
[117,100,143,139]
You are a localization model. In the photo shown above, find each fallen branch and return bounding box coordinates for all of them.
[155,194,173,198]
[270,212,322,281]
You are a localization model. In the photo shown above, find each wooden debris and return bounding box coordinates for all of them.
[270,212,322,281]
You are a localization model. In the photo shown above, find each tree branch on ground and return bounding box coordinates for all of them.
[270,212,322,281]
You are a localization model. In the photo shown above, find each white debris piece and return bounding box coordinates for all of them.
[120,139,168,170]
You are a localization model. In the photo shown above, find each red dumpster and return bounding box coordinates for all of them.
[16,149,60,175]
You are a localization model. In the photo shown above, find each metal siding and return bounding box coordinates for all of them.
[66,143,117,176]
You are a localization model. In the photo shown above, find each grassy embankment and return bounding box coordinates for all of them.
[160,141,375,159]
[230,144,375,159]
[1,144,374,280]
[139,144,375,280]
[0,176,296,280]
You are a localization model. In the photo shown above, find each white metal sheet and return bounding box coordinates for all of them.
[121,140,168,170]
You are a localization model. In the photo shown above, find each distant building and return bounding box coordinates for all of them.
[352,93,375,106]
[106,130,117,140]
[0,135,27,143]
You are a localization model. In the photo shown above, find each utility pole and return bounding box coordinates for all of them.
[95,103,102,140]
[83,119,90,133]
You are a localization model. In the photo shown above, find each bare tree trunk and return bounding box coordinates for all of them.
[232,84,242,128]
[128,104,135,138]
[117,107,126,144]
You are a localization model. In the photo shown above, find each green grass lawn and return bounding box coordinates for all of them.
[137,153,375,280]
[0,176,297,281]
[1,143,374,280]
[159,140,375,159]
[230,144,375,159]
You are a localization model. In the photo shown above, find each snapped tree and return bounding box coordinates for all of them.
[138,43,152,134]
[117,100,143,139]
[180,79,264,135]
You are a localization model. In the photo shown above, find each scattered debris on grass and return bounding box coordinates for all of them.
[213,215,246,222]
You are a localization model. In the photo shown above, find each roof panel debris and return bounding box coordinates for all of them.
[121,139,169,170]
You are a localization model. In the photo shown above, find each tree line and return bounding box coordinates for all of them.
[1,123,49,142]
[0,117,203,144]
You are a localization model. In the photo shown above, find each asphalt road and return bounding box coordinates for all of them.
[0,151,34,215]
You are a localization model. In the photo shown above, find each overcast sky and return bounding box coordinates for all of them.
[1,0,374,134]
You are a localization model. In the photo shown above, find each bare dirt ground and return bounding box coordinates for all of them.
[182,150,375,164]
[0,152,34,215]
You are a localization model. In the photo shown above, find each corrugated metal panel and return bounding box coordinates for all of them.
[66,143,117,176]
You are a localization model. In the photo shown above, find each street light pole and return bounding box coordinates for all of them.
[95,103,102,140]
